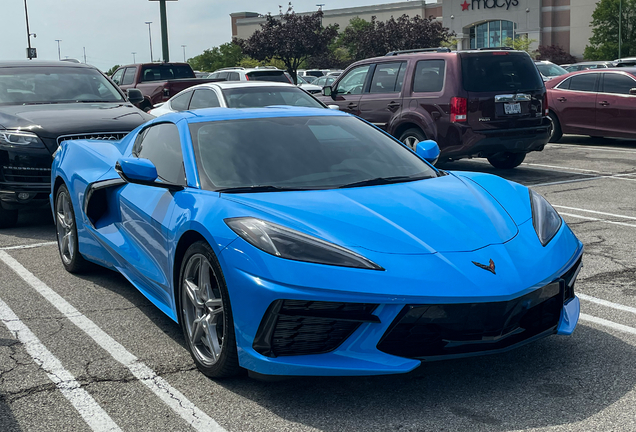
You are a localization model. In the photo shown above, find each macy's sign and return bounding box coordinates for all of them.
[461,0,519,10]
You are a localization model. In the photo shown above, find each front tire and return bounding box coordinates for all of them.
[55,184,91,273]
[0,207,18,229]
[399,128,426,151]
[487,152,526,169]
[178,241,241,378]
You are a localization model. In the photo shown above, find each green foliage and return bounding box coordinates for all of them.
[584,0,636,60]
[105,65,120,76]
[504,35,538,58]
[537,45,576,64]
[237,10,339,83]
[187,43,244,72]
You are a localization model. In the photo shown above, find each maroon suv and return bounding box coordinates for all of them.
[318,48,551,169]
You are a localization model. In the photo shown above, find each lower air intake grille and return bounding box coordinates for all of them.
[377,281,564,359]
[1,165,51,183]
[253,300,379,357]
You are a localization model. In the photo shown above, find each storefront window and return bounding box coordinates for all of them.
[469,21,516,49]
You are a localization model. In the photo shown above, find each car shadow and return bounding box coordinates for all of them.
[0,208,55,246]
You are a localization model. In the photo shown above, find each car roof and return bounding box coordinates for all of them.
[0,60,97,68]
[164,106,348,124]
[187,81,298,91]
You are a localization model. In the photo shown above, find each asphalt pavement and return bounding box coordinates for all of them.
[1,135,635,432]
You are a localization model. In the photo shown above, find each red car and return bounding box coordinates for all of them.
[546,68,636,142]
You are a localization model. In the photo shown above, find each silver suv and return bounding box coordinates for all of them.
[207,67,292,83]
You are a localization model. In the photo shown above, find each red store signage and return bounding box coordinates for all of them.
[461,0,519,11]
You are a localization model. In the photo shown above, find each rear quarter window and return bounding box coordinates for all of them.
[413,60,445,93]
[461,53,544,92]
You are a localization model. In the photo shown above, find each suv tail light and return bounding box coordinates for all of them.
[245,74,250,81]
[451,97,467,122]
[543,93,549,116]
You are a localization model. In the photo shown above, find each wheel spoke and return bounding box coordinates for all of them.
[184,279,204,309]
[61,232,70,256]
[190,315,206,342]
[56,212,70,230]
[203,319,222,359]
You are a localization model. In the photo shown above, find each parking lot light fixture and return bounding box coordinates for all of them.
[181,45,186,62]
[145,21,153,62]
[55,39,62,60]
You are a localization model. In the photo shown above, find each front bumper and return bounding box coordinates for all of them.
[0,146,52,210]
[220,219,583,376]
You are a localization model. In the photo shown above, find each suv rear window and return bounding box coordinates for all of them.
[461,52,543,92]
[246,71,291,83]
[141,65,195,82]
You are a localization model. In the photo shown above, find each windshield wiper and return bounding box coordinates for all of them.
[338,175,429,189]
[216,185,308,193]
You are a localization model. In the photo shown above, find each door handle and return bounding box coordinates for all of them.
[387,102,401,108]
[557,97,567,102]
[348,103,358,109]
[598,101,610,106]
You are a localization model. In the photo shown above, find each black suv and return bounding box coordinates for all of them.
[0,61,152,228]
[318,48,551,169]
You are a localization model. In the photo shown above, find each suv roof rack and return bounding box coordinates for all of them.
[475,47,515,50]
[215,67,245,71]
[385,47,451,56]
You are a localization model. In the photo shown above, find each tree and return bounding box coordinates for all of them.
[584,0,636,60]
[537,45,576,64]
[105,65,120,76]
[338,15,454,62]
[504,35,538,58]
[188,43,244,72]
[237,8,339,83]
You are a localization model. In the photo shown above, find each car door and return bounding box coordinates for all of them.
[550,73,599,134]
[358,61,406,131]
[328,64,372,115]
[115,122,187,305]
[595,72,636,137]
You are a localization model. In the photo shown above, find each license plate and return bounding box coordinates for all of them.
[504,103,521,114]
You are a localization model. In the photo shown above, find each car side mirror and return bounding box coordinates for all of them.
[415,140,440,165]
[630,88,636,95]
[116,157,158,183]
[322,86,333,97]
[127,88,144,104]
[327,105,339,110]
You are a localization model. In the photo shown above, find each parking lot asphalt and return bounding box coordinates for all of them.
[1,135,635,432]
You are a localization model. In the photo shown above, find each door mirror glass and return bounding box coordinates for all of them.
[415,140,440,165]
[116,157,158,183]
[322,86,332,97]
[127,89,144,104]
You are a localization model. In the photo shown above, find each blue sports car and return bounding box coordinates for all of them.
[51,107,583,378]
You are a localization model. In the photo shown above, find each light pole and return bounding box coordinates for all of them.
[145,21,153,62]
[24,0,36,59]
[55,39,62,60]
[619,0,622,59]
[181,45,186,62]
[132,52,137,63]
[83,47,86,63]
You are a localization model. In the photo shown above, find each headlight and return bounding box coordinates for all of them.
[0,130,45,148]
[530,189,562,246]
[225,217,383,270]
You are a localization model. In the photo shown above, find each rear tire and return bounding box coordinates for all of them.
[399,128,426,151]
[487,152,526,169]
[55,184,91,273]
[178,241,241,378]
[0,207,18,229]
[548,111,562,143]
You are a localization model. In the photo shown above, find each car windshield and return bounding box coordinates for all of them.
[221,87,325,109]
[0,66,125,105]
[189,115,437,191]
[536,63,568,77]
[461,52,544,92]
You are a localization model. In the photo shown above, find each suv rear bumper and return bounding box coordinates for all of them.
[446,118,551,160]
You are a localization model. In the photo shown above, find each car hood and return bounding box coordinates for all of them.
[0,103,151,139]
[222,174,519,254]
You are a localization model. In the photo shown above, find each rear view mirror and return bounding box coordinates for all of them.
[322,86,333,97]
[127,88,144,104]
[415,140,440,165]
[630,88,636,95]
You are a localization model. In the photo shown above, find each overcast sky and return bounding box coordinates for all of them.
[3,0,403,72]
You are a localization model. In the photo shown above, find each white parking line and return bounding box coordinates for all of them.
[523,162,608,174]
[0,250,226,432]
[530,176,605,187]
[0,241,57,251]
[0,297,123,432]
[554,205,636,221]
[580,313,636,336]
[548,143,636,155]
[578,293,636,316]
[560,213,636,229]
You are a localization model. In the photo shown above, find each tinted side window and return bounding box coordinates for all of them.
[189,89,221,109]
[602,73,636,95]
[568,74,598,92]
[336,65,371,95]
[121,67,136,85]
[413,60,445,93]
[170,91,193,111]
[228,72,240,81]
[111,69,124,85]
[136,123,186,185]
[369,62,405,93]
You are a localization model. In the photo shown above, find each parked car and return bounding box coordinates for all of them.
[0,61,151,228]
[207,67,292,83]
[110,62,220,111]
[311,75,336,87]
[535,61,569,81]
[294,74,322,94]
[148,81,330,116]
[317,48,551,169]
[51,106,582,378]
[297,69,325,79]
[546,68,636,142]
[614,57,636,67]
[563,61,614,72]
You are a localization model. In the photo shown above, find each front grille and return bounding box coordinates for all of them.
[253,300,379,357]
[57,132,128,146]
[377,281,564,359]
[1,165,51,183]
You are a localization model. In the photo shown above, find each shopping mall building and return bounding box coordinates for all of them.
[231,0,597,60]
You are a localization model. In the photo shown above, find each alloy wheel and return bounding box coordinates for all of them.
[55,191,75,265]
